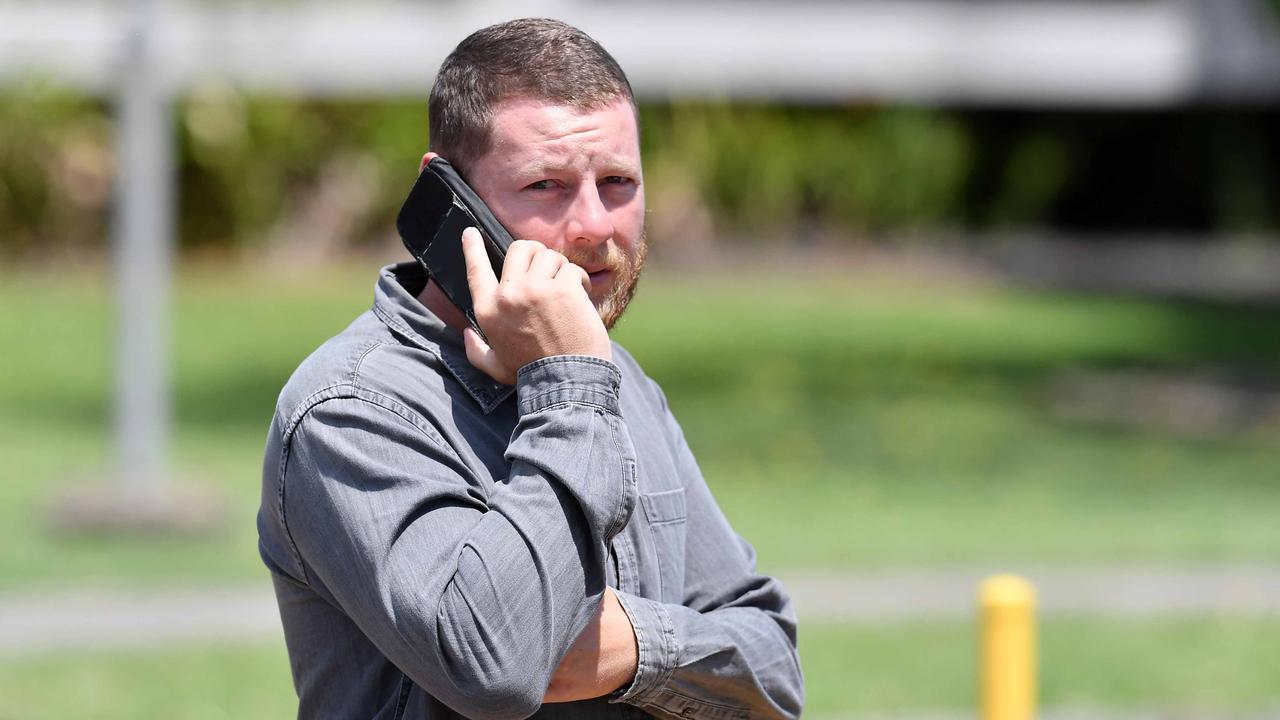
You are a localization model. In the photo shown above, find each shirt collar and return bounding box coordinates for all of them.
[371,261,515,414]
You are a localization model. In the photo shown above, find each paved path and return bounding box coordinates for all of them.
[0,585,282,654]
[783,563,1280,622]
[819,711,1280,720]
[4,564,1280,655]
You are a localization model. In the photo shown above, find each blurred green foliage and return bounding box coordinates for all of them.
[0,87,983,257]
[176,86,427,255]
[1,83,1277,260]
[641,104,972,238]
[0,84,111,258]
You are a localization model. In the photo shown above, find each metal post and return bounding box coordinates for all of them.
[114,0,172,510]
[979,574,1037,720]
[50,0,220,532]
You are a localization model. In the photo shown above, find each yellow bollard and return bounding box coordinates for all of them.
[979,574,1037,720]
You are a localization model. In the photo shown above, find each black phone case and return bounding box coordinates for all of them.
[396,157,513,334]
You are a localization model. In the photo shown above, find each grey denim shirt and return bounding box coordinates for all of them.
[258,262,803,720]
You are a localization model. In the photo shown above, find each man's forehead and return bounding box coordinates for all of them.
[487,97,639,158]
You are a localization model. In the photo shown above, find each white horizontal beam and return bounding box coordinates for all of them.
[0,0,1223,105]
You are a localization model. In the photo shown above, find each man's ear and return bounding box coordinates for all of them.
[419,151,440,172]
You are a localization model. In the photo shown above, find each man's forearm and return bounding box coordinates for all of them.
[543,587,639,703]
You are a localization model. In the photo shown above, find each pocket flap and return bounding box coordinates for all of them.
[640,488,686,525]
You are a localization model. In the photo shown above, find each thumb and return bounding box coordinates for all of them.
[463,326,515,385]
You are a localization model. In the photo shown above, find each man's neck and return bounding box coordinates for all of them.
[417,279,470,334]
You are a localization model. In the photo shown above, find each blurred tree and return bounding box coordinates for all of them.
[641,103,971,244]
[1,91,1277,261]
[177,88,427,258]
[0,82,111,262]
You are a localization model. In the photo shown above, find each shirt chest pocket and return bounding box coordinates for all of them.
[639,487,687,604]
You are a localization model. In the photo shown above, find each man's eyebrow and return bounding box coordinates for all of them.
[597,156,641,173]
[513,161,560,177]
[516,157,640,177]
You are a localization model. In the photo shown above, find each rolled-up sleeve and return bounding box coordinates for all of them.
[280,356,636,720]
[610,381,805,720]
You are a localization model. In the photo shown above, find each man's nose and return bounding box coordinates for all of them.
[565,182,614,247]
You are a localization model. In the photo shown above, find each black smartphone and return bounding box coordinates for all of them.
[396,157,514,334]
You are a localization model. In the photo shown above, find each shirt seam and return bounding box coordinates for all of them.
[605,411,635,539]
[350,338,389,386]
[658,690,752,719]
[520,354,620,373]
[520,392,620,416]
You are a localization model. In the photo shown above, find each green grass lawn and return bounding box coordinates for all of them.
[619,273,1280,569]
[3,617,1278,718]
[0,263,1277,587]
[802,615,1280,717]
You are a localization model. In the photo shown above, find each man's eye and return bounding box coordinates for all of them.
[526,180,555,190]
[602,176,632,185]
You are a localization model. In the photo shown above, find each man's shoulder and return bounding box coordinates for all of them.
[270,310,378,422]
[609,341,640,374]
[269,310,450,438]
[609,341,673,417]
[609,342,648,391]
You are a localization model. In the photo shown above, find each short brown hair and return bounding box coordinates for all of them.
[428,18,637,174]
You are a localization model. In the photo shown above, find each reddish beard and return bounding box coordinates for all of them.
[561,231,648,330]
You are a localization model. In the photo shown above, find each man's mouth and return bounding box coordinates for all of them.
[586,268,613,288]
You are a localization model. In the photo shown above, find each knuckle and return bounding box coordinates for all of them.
[496,286,522,309]
[553,281,579,301]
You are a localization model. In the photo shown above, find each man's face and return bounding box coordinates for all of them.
[464,97,647,329]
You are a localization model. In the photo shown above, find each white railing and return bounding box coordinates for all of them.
[7,0,1274,105]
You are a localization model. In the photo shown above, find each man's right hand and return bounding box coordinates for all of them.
[462,227,612,385]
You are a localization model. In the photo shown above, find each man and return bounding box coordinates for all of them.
[258,18,803,720]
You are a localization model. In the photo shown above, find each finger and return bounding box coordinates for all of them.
[555,261,592,295]
[461,227,498,302]
[463,327,514,385]
[500,239,541,283]
[528,247,567,278]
